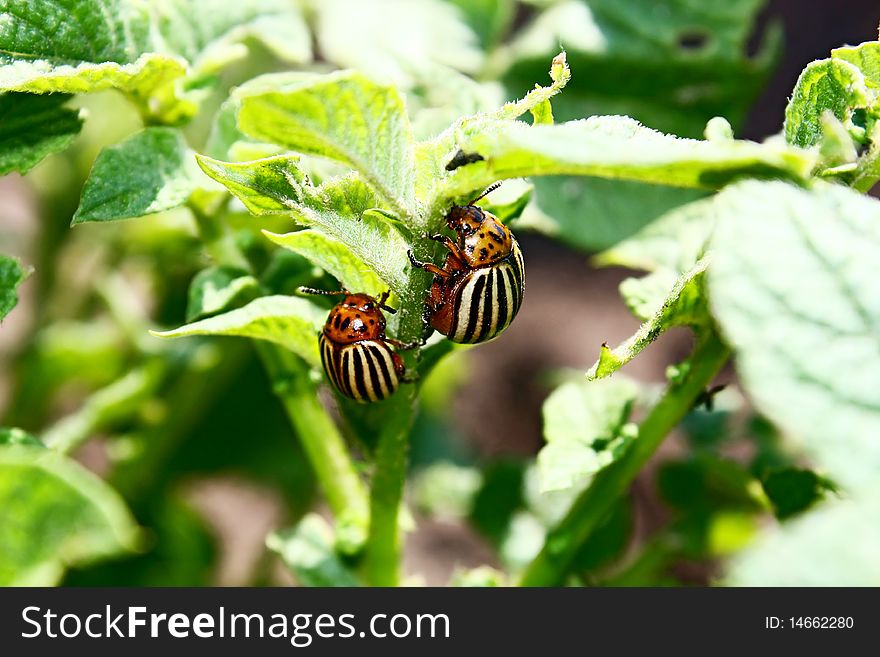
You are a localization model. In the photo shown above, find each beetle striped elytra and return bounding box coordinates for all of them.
[408,184,525,344]
[300,287,417,402]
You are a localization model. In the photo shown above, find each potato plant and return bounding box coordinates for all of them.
[0,0,878,587]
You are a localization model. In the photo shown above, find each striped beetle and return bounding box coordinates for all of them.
[408,184,525,344]
[300,288,416,402]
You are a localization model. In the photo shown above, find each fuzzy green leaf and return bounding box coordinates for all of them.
[709,181,880,491]
[725,488,880,585]
[784,58,871,149]
[0,0,310,122]
[0,445,140,585]
[832,41,880,87]
[267,514,360,587]
[0,0,184,104]
[151,295,325,368]
[264,230,388,300]
[0,254,26,321]
[198,155,413,297]
[73,128,200,224]
[0,93,82,174]
[588,258,711,379]
[0,0,185,98]
[196,153,309,214]
[538,377,639,492]
[186,266,259,322]
[441,117,814,202]
[236,71,416,215]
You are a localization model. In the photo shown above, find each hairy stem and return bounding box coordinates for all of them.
[518,331,730,586]
[363,252,430,585]
[256,342,370,553]
[364,386,418,586]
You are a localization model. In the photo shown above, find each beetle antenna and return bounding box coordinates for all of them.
[377,290,397,314]
[469,182,502,205]
[297,286,348,297]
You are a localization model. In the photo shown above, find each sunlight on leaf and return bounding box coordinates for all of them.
[73,128,203,224]
[710,180,880,491]
[152,295,326,368]
[538,377,639,492]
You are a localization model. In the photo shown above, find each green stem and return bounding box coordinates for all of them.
[255,341,370,554]
[364,386,417,586]
[43,363,163,454]
[362,258,428,586]
[518,331,730,587]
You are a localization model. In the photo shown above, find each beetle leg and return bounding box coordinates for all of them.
[429,233,467,261]
[408,250,451,278]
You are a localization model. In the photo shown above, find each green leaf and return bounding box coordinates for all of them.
[0,254,27,321]
[709,181,880,491]
[784,58,871,148]
[198,155,413,298]
[588,258,710,379]
[0,0,310,123]
[313,0,483,85]
[0,0,183,104]
[72,128,200,224]
[725,488,880,585]
[518,178,706,253]
[595,196,716,272]
[0,445,140,586]
[264,229,389,299]
[151,0,311,74]
[0,93,82,174]
[0,428,42,447]
[504,0,780,138]
[236,71,416,216]
[267,514,360,587]
[832,41,880,88]
[438,116,815,204]
[538,377,639,492]
[761,467,832,520]
[196,153,310,215]
[151,295,325,368]
[186,266,259,322]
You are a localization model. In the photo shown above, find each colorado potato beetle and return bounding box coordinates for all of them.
[300,287,414,402]
[408,183,525,344]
